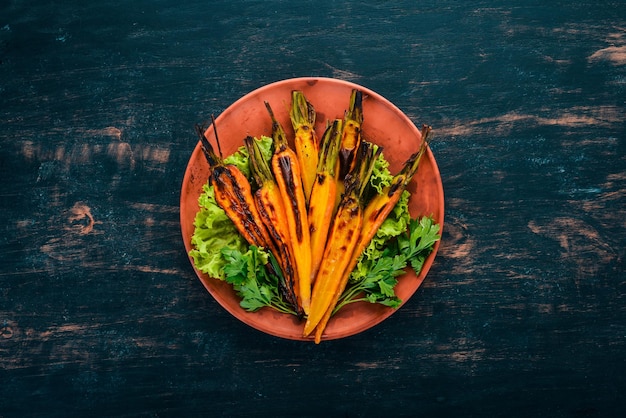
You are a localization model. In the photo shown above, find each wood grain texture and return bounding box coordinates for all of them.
[1,1,625,417]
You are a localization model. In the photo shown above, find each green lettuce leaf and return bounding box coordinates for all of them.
[368,147,393,194]
[189,184,248,280]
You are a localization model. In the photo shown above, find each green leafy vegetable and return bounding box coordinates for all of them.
[367,145,393,195]
[221,246,296,315]
[189,184,247,279]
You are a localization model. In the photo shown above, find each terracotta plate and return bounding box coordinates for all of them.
[180,77,444,341]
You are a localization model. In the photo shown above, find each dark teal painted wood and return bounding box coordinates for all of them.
[1,1,625,417]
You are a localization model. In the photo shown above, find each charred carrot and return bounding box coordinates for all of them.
[313,125,432,343]
[304,141,381,338]
[334,89,364,209]
[266,101,313,314]
[308,119,343,281]
[361,125,432,240]
[245,135,301,315]
[195,122,275,253]
[338,89,364,180]
[290,90,319,202]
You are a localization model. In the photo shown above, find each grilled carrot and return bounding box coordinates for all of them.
[313,125,432,343]
[338,89,364,180]
[195,122,275,253]
[303,141,381,338]
[308,119,343,280]
[265,101,313,315]
[334,89,364,209]
[289,90,319,202]
[245,135,301,315]
[361,125,432,239]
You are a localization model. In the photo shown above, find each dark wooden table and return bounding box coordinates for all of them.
[1,1,625,417]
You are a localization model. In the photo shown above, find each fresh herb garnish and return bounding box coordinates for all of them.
[221,246,297,315]
[335,216,440,311]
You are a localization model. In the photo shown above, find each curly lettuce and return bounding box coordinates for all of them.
[188,183,248,279]
[368,147,394,194]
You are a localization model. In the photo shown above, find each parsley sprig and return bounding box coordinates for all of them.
[221,246,297,315]
[335,216,440,312]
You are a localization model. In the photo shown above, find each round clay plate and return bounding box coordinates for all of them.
[180,77,444,342]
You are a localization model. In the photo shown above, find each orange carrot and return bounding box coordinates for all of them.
[290,90,319,202]
[266,101,313,315]
[334,89,364,210]
[313,125,432,343]
[303,142,381,338]
[195,123,275,253]
[308,119,343,280]
[245,135,301,315]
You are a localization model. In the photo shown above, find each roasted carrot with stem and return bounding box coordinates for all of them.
[334,89,364,209]
[303,141,382,338]
[338,89,364,180]
[245,135,302,315]
[360,125,432,239]
[313,125,432,343]
[290,90,319,202]
[265,101,313,315]
[308,118,343,281]
[195,121,275,254]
